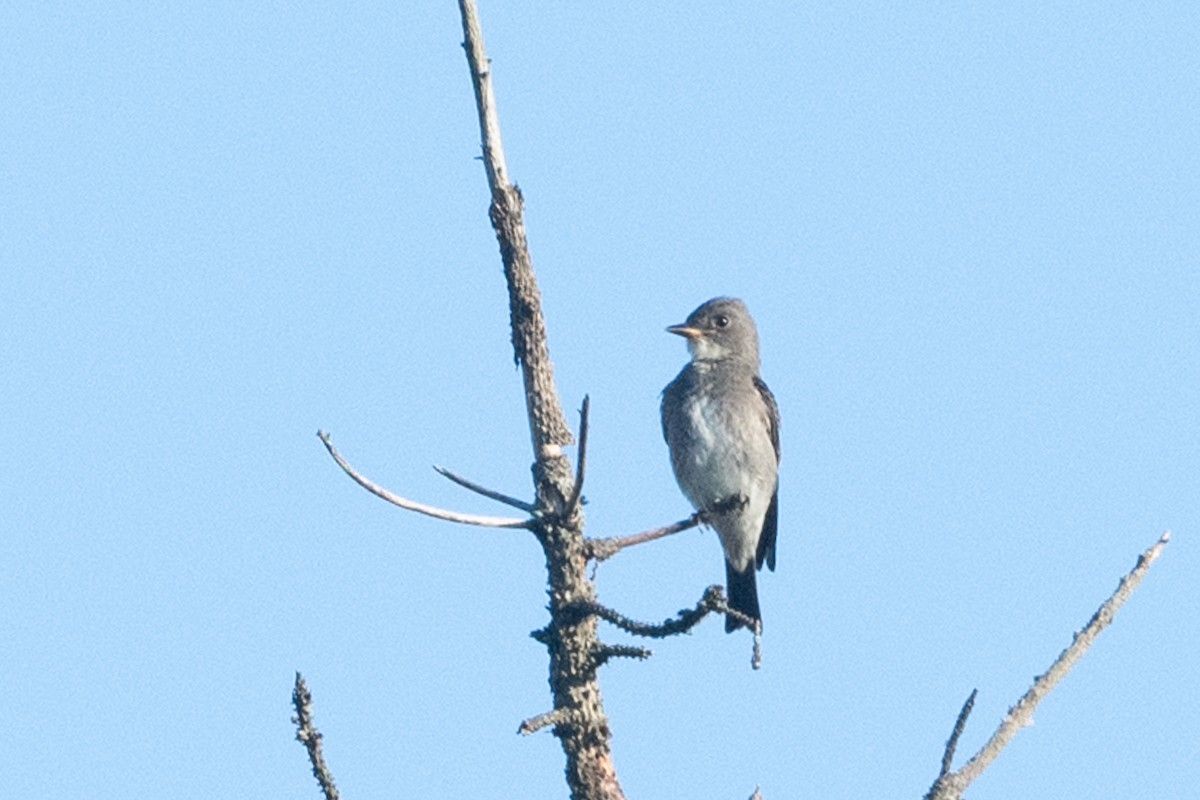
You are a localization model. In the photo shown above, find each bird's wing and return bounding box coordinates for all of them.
[758,488,778,571]
[660,367,690,445]
[753,375,780,571]
[753,376,780,463]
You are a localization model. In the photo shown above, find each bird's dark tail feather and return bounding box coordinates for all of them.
[724,560,761,633]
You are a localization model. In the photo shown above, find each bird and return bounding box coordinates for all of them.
[661,297,780,633]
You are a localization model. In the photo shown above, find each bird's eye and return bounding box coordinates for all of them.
[715,315,730,328]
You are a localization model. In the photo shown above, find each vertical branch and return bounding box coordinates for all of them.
[457,0,508,195]
[457,3,623,799]
[292,673,340,800]
[458,0,573,463]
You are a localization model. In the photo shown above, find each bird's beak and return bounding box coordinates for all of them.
[666,324,703,339]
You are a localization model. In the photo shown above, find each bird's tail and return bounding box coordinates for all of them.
[724,560,761,633]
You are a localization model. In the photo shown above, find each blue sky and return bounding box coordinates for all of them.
[3,3,1197,798]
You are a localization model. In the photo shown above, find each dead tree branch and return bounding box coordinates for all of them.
[586,512,705,562]
[938,689,978,780]
[585,494,750,562]
[519,707,573,736]
[433,464,536,512]
[458,0,573,460]
[318,430,532,528]
[569,585,730,639]
[564,395,590,519]
[458,1,622,797]
[926,530,1171,800]
[593,643,654,666]
[292,673,340,800]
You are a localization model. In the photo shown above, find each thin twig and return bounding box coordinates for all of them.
[586,512,705,562]
[459,0,508,195]
[519,707,571,736]
[563,395,589,517]
[928,531,1171,799]
[318,431,532,528]
[940,689,978,778]
[433,464,536,512]
[586,496,748,562]
[593,643,653,666]
[292,673,340,800]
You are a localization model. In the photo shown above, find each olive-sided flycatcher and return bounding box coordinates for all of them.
[661,297,780,632]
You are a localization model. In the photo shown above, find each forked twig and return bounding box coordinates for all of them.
[318,431,532,529]
[927,531,1171,799]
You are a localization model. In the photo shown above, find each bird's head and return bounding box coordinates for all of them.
[667,296,760,365]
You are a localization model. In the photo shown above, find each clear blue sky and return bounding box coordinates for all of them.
[3,3,1197,798]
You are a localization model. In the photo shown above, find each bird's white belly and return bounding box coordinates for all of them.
[680,395,771,511]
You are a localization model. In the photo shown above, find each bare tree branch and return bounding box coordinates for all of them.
[570,586,728,638]
[318,430,532,529]
[458,0,572,459]
[586,512,705,562]
[586,494,751,562]
[926,530,1171,800]
[433,464,536,512]
[292,673,340,800]
[458,0,507,198]
[593,643,653,666]
[458,2,622,797]
[938,689,978,780]
[564,395,590,518]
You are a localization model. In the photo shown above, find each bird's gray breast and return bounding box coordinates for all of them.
[666,367,773,509]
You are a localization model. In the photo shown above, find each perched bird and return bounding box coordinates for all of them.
[661,297,780,633]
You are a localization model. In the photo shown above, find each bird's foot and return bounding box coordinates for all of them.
[712,493,750,514]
